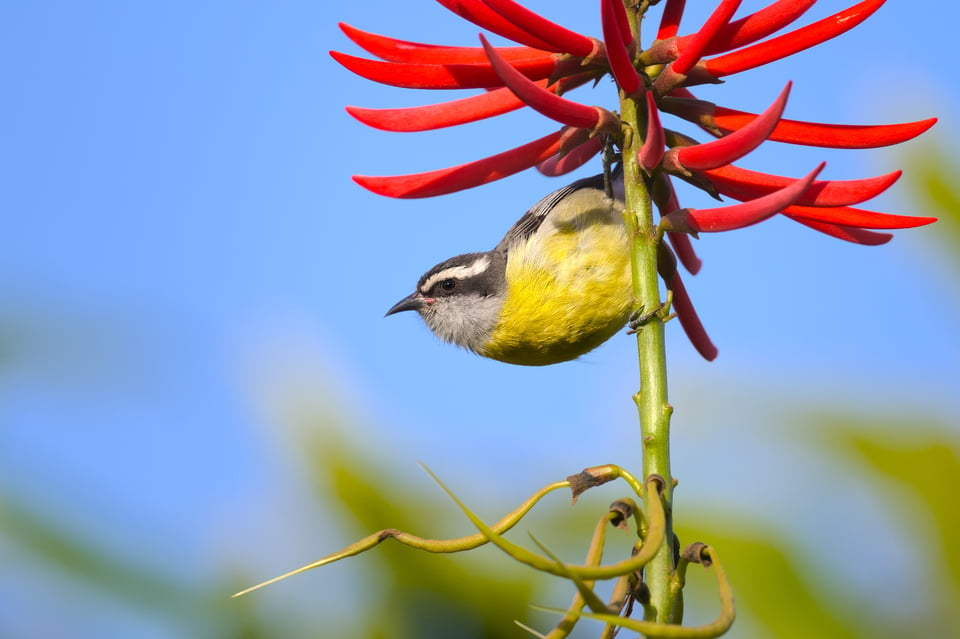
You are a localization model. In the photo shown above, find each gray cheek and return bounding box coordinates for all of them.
[419,295,504,353]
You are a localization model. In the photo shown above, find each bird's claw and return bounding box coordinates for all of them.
[626,301,669,334]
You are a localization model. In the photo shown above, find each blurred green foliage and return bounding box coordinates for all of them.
[903,142,960,252]
[679,418,960,639]
[300,421,538,639]
[0,472,268,638]
[4,390,958,637]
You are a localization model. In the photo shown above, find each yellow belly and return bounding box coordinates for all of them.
[481,212,633,366]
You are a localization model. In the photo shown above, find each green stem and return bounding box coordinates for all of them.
[620,91,677,624]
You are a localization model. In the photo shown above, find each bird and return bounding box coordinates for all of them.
[385,170,635,365]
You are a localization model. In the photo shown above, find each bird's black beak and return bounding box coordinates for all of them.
[385,293,424,317]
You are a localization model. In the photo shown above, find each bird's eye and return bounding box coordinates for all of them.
[441,279,456,291]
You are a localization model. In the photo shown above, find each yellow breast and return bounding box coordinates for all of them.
[481,200,633,365]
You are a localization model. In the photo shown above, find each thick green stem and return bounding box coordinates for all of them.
[620,91,678,625]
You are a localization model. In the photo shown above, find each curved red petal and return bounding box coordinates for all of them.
[668,271,718,361]
[601,0,641,93]
[657,0,687,40]
[714,109,937,149]
[783,204,937,229]
[345,74,593,132]
[668,231,702,275]
[787,217,893,245]
[481,34,604,129]
[346,83,544,132]
[705,0,887,78]
[702,164,902,207]
[536,135,603,176]
[672,0,742,75]
[671,82,790,171]
[330,50,556,90]
[352,130,564,198]
[338,22,548,63]
[653,174,702,274]
[695,0,816,55]
[639,91,665,171]
[609,0,634,45]
[436,0,558,51]
[673,162,824,232]
[481,0,596,58]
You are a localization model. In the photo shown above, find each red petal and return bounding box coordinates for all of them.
[714,109,937,149]
[537,135,603,176]
[657,0,687,40]
[672,0,742,75]
[346,86,528,131]
[601,0,641,93]
[608,0,634,45]
[338,22,548,63]
[639,91,665,171]
[783,204,936,229]
[669,83,791,171]
[702,164,901,207]
[668,162,825,233]
[344,76,596,132]
[668,231,702,275]
[436,0,559,52]
[705,0,887,78]
[352,130,564,198]
[695,0,815,55]
[654,175,702,274]
[787,217,893,245]
[480,0,597,58]
[668,270,717,360]
[481,34,607,130]
[344,74,592,133]
[330,50,556,90]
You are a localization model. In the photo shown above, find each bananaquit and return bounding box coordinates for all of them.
[386,171,634,366]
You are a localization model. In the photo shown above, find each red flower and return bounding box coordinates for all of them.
[332,0,936,360]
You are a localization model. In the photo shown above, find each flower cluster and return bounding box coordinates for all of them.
[332,0,936,359]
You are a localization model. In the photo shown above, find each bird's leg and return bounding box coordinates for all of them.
[626,292,674,335]
[601,134,622,201]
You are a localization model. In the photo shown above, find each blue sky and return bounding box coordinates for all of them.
[1,2,958,636]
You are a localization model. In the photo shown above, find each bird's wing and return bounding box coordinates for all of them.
[493,172,607,252]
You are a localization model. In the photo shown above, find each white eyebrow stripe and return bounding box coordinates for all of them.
[420,256,491,293]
